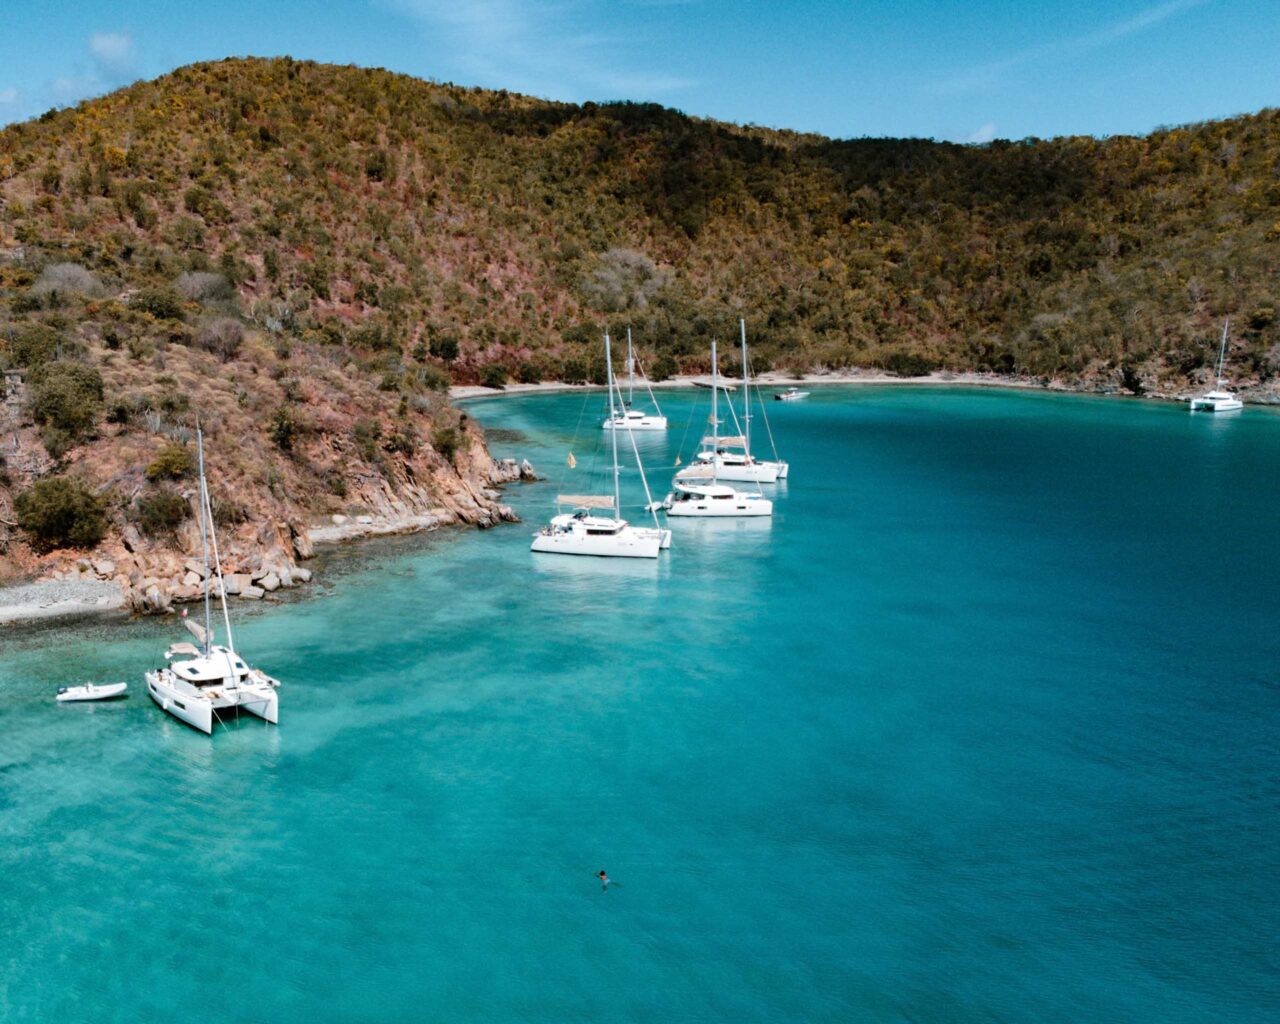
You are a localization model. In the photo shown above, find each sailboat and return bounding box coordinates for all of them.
[1190,319,1244,413]
[144,426,280,734]
[533,332,673,558]
[602,328,667,431]
[664,339,773,518]
[676,319,789,483]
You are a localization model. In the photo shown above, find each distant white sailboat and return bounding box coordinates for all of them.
[664,339,773,518]
[534,332,672,558]
[677,319,789,483]
[144,426,280,734]
[602,328,667,431]
[1190,319,1244,413]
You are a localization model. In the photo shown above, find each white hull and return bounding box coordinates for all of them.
[677,458,786,484]
[56,682,128,702]
[1190,397,1243,412]
[603,415,667,431]
[146,669,278,734]
[666,496,772,517]
[531,525,669,558]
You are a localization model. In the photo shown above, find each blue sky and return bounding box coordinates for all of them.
[0,1,1276,140]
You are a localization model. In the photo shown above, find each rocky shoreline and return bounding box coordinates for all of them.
[0,457,537,630]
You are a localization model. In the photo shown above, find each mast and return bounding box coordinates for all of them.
[740,318,751,456]
[196,424,213,656]
[605,331,621,517]
[197,427,236,660]
[626,327,635,406]
[1216,317,1230,388]
[711,338,719,485]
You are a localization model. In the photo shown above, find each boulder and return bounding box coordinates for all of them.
[92,559,116,578]
[172,584,202,602]
[331,514,349,526]
[182,571,203,587]
[222,573,252,596]
[121,524,142,553]
[293,567,312,583]
[240,585,265,600]
[291,522,314,560]
[278,567,294,587]
[259,572,281,593]
[519,459,538,482]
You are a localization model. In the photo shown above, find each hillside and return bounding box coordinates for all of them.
[0,57,1278,600]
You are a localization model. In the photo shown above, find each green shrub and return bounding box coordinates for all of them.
[146,443,195,481]
[560,355,588,384]
[649,354,678,381]
[429,334,459,362]
[516,360,542,384]
[27,361,104,444]
[269,405,298,451]
[133,487,190,537]
[480,363,507,389]
[14,476,107,550]
[432,425,462,461]
[882,350,940,377]
[129,287,185,320]
[3,323,77,368]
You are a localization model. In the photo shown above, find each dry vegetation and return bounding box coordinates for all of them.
[0,57,1277,571]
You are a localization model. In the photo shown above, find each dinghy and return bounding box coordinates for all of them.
[56,682,128,702]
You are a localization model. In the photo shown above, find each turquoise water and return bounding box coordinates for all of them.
[2,387,1278,1023]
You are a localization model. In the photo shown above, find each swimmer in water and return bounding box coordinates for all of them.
[597,870,610,891]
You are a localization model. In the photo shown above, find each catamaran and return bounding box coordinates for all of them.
[145,426,280,734]
[664,339,772,518]
[534,332,672,558]
[677,319,789,483]
[1190,319,1244,413]
[602,328,667,431]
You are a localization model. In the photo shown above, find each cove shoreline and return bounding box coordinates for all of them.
[451,369,1280,405]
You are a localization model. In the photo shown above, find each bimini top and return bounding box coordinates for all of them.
[699,435,746,448]
[674,482,740,498]
[557,495,616,509]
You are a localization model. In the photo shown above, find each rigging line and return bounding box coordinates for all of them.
[674,382,702,464]
[635,352,664,417]
[748,352,781,462]
[613,368,661,526]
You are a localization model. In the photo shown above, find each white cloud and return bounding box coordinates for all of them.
[965,122,997,144]
[89,31,136,79]
[386,0,694,101]
[935,0,1212,95]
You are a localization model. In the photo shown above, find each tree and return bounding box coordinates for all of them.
[429,333,459,362]
[480,363,507,388]
[132,487,191,537]
[27,361,104,451]
[15,476,107,550]
[580,248,671,312]
[129,287,185,320]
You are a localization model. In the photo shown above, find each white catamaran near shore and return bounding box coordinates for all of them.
[1190,319,1244,413]
[602,328,667,431]
[533,332,672,558]
[664,339,773,518]
[677,319,789,483]
[145,427,280,734]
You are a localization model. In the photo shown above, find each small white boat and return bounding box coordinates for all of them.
[56,681,128,702]
[1190,320,1244,413]
[602,329,667,431]
[774,387,810,401]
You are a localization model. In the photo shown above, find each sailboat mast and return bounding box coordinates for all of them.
[1217,318,1230,387]
[605,331,621,517]
[711,338,719,485]
[627,327,635,406]
[740,318,751,456]
[196,425,213,655]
